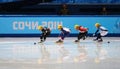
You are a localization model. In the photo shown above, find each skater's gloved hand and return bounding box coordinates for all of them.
[93,34,95,36]
[44,33,46,35]
[45,31,48,33]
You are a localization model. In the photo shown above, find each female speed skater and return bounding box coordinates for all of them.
[93,23,108,42]
[74,25,88,42]
[56,25,71,43]
[38,26,51,43]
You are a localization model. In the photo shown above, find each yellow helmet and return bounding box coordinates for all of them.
[38,26,43,30]
[95,23,100,28]
[58,25,62,30]
[74,25,79,29]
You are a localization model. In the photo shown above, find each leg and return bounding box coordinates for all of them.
[78,32,84,40]
[40,33,44,41]
[94,33,103,42]
[43,35,47,41]
[40,33,45,43]
[75,32,83,42]
[56,33,64,43]
[97,33,102,40]
[56,32,69,43]
[83,31,88,40]
[43,32,50,41]
[97,33,103,42]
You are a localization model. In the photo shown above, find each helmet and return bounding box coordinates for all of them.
[58,25,62,30]
[95,23,100,28]
[74,25,79,30]
[38,26,43,30]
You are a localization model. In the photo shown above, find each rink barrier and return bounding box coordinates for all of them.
[0,34,120,37]
[0,15,120,37]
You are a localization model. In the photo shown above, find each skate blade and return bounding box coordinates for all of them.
[74,41,80,44]
[55,42,63,44]
[38,42,44,44]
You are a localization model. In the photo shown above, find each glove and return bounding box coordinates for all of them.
[43,32,46,35]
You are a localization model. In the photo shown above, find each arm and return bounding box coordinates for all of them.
[95,29,99,35]
[93,28,99,36]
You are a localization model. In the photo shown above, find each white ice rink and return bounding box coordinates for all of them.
[0,37,120,69]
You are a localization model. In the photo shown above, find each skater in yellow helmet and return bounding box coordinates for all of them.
[93,23,108,42]
[74,24,88,42]
[38,26,51,43]
[56,25,71,43]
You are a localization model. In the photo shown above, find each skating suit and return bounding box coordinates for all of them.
[78,26,88,33]
[59,27,71,40]
[95,26,108,36]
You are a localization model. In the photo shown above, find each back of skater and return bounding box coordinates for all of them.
[56,25,71,43]
[74,25,88,42]
[38,26,51,43]
[93,23,108,42]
